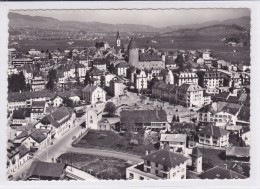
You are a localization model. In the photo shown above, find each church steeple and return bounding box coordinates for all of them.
[116,31,121,47]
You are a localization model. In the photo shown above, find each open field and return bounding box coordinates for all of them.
[57,153,129,180]
[73,130,159,156]
[10,35,250,64]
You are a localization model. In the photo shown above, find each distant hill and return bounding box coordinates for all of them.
[8,12,250,35]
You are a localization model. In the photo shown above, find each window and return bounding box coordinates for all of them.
[146,161,151,166]
[146,168,151,173]
[139,176,144,180]
[155,170,159,175]
[163,166,168,171]
[155,163,158,167]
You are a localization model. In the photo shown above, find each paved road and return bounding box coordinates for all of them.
[12,115,86,180]
[67,147,142,163]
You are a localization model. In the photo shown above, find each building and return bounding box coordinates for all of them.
[198,125,229,147]
[88,67,104,86]
[27,161,66,180]
[82,85,106,104]
[126,150,189,180]
[30,101,47,121]
[31,76,46,91]
[85,109,102,130]
[116,31,121,47]
[197,102,242,127]
[11,108,31,127]
[240,127,250,146]
[92,58,107,71]
[128,36,139,67]
[176,83,204,107]
[160,133,187,153]
[35,107,75,139]
[12,58,33,68]
[115,62,129,77]
[120,109,167,131]
[198,70,225,94]
[109,79,125,97]
[199,166,247,179]
[134,70,148,91]
[225,146,250,162]
[175,72,198,86]
[189,148,203,173]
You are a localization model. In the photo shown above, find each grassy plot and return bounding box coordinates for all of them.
[57,153,129,180]
[73,130,159,156]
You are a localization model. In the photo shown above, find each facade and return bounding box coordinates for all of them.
[30,101,47,121]
[109,80,125,97]
[198,125,229,147]
[12,58,33,68]
[134,70,148,91]
[31,76,46,91]
[82,85,106,104]
[160,133,187,154]
[128,36,139,67]
[115,62,129,77]
[126,150,189,180]
[175,72,198,86]
[85,109,102,130]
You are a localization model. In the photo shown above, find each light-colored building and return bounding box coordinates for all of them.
[82,85,106,104]
[160,133,187,154]
[31,76,46,91]
[115,62,129,77]
[175,72,198,86]
[134,70,148,91]
[126,150,189,180]
[198,125,229,147]
[109,79,125,97]
[85,109,103,130]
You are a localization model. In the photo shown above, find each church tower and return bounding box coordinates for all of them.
[128,36,139,67]
[191,147,203,173]
[116,31,121,47]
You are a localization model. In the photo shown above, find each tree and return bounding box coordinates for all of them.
[46,69,57,91]
[8,72,27,92]
[48,52,52,59]
[84,71,91,86]
[172,115,176,123]
[176,116,180,122]
[104,102,116,117]
[175,54,184,69]
[63,98,75,108]
[148,77,159,90]
[74,64,80,85]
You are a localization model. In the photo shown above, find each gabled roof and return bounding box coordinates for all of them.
[197,102,241,115]
[200,125,229,138]
[143,150,189,168]
[30,129,50,143]
[31,101,46,108]
[230,163,250,177]
[57,91,79,99]
[8,91,56,102]
[226,146,250,157]
[199,166,247,179]
[27,161,66,179]
[120,109,167,124]
[115,62,129,68]
[82,84,99,94]
[88,67,103,76]
[178,83,204,92]
[18,144,30,158]
[191,147,203,158]
[139,53,162,62]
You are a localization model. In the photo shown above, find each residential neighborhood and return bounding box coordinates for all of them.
[6,9,251,181]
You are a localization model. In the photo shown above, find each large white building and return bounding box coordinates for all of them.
[82,85,106,104]
[175,72,198,86]
[126,150,189,180]
[134,70,148,91]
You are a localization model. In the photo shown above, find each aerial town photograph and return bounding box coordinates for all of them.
[6,8,250,181]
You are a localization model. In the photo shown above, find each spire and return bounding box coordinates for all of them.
[117,31,120,39]
[128,36,138,50]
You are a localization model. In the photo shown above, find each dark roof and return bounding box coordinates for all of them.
[197,102,241,115]
[143,150,189,168]
[139,53,162,62]
[199,166,247,179]
[230,163,250,177]
[115,62,129,68]
[178,83,204,92]
[88,67,103,76]
[8,91,56,102]
[27,161,66,179]
[31,101,46,108]
[237,106,250,122]
[199,125,229,138]
[120,109,167,124]
[226,146,250,157]
[30,129,50,143]
[18,144,30,158]
[128,36,138,49]
[212,92,230,100]
[191,147,203,158]
[57,91,78,99]
[82,84,99,93]
[12,108,31,119]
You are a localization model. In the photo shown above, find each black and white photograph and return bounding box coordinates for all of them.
[5,6,253,182]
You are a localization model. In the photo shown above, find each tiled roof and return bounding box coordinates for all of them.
[191,147,203,158]
[160,133,187,143]
[82,84,99,93]
[88,67,103,76]
[178,83,204,92]
[139,53,162,62]
[30,129,50,143]
[226,146,250,157]
[31,101,46,107]
[12,108,31,119]
[27,161,66,179]
[18,144,30,158]
[120,110,167,124]
[57,91,79,99]
[199,166,247,179]
[115,62,129,68]
[200,125,229,138]
[197,102,241,115]
[230,163,250,177]
[8,91,56,102]
[237,106,250,122]
[143,150,189,168]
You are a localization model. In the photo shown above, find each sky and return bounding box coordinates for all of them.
[14,9,250,28]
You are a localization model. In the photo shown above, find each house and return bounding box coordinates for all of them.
[109,79,125,97]
[189,148,203,173]
[82,84,106,104]
[126,150,189,180]
[104,72,116,87]
[120,109,167,132]
[225,146,250,162]
[115,62,129,77]
[174,72,198,86]
[230,163,250,177]
[199,166,247,179]
[11,108,31,127]
[85,109,103,130]
[134,70,148,91]
[12,58,33,68]
[31,76,46,91]
[197,102,242,127]
[160,133,187,154]
[57,91,81,105]
[22,129,52,152]
[27,161,66,180]
[30,101,47,121]
[52,95,64,107]
[98,118,111,131]
[88,67,104,85]
[198,125,229,147]
[35,107,75,139]
[92,58,107,71]
[176,83,204,107]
